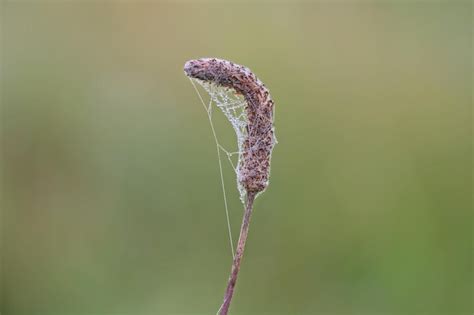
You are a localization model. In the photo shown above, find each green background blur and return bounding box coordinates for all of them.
[1,1,472,315]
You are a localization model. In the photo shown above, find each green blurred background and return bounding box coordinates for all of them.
[0,1,472,315]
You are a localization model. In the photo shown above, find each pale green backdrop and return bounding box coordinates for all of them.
[1,1,472,315]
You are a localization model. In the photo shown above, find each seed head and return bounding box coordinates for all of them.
[184,58,276,194]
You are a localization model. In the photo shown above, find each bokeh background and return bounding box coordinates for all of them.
[1,1,472,315]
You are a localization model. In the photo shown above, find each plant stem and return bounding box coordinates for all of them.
[218,192,256,315]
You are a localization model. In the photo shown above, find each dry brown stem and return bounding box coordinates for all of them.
[217,192,255,315]
[184,58,275,315]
